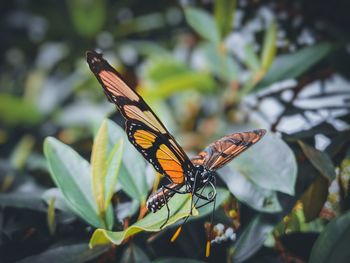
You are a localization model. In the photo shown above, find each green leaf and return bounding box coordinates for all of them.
[42,188,73,214]
[105,120,149,203]
[298,141,336,181]
[105,204,115,231]
[309,210,350,263]
[143,56,190,82]
[0,192,46,212]
[89,194,196,247]
[229,132,297,195]
[127,41,169,57]
[219,169,282,213]
[115,13,165,37]
[47,197,56,235]
[44,137,102,228]
[214,0,236,38]
[141,56,216,100]
[256,42,334,90]
[202,42,238,81]
[102,140,124,230]
[16,243,110,263]
[9,135,35,169]
[91,119,124,225]
[326,131,350,158]
[143,72,216,100]
[104,140,124,210]
[0,94,42,126]
[67,0,106,37]
[243,44,261,72]
[233,215,274,262]
[260,21,277,71]
[300,176,329,222]
[184,7,221,44]
[91,120,109,214]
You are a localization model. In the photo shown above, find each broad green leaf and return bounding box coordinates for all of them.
[121,244,151,263]
[256,42,334,90]
[9,135,35,169]
[309,210,350,263]
[300,176,329,222]
[104,140,124,210]
[115,13,165,37]
[0,192,46,212]
[142,56,190,82]
[91,120,109,214]
[44,137,102,228]
[326,131,350,158]
[219,168,282,213]
[233,215,274,262]
[184,8,220,44]
[141,56,216,100]
[260,21,277,71]
[91,119,124,219]
[243,44,261,72]
[105,205,115,231]
[105,120,149,203]
[142,72,216,100]
[298,141,336,181]
[214,0,236,38]
[339,151,350,209]
[127,41,169,57]
[67,0,106,37]
[89,194,196,247]
[0,94,42,126]
[16,243,110,263]
[229,132,297,195]
[47,197,56,235]
[202,42,238,81]
[287,209,303,232]
[42,188,73,213]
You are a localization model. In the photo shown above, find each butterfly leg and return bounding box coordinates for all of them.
[194,179,217,208]
[194,195,215,209]
[160,186,170,229]
[189,171,200,215]
[159,184,188,229]
[195,186,217,203]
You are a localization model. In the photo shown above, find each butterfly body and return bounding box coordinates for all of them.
[146,164,215,212]
[86,50,266,224]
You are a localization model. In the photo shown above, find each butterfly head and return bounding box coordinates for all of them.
[86,50,105,73]
[192,165,215,186]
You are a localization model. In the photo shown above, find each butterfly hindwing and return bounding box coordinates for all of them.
[86,51,193,184]
[191,129,266,171]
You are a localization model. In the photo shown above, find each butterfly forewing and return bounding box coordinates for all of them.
[126,121,187,184]
[191,129,266,171]
[86,51,193,184]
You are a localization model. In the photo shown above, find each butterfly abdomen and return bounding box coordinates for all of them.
[146,183,182,213]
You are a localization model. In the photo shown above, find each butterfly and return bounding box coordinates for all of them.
[86,50,266,255]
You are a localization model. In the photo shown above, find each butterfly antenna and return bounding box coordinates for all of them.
[170,216,189,242]
[171,185,206,242]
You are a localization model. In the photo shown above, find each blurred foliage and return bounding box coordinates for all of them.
[1,0,350,262]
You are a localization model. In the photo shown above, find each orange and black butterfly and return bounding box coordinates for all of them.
[86,51,266,229]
